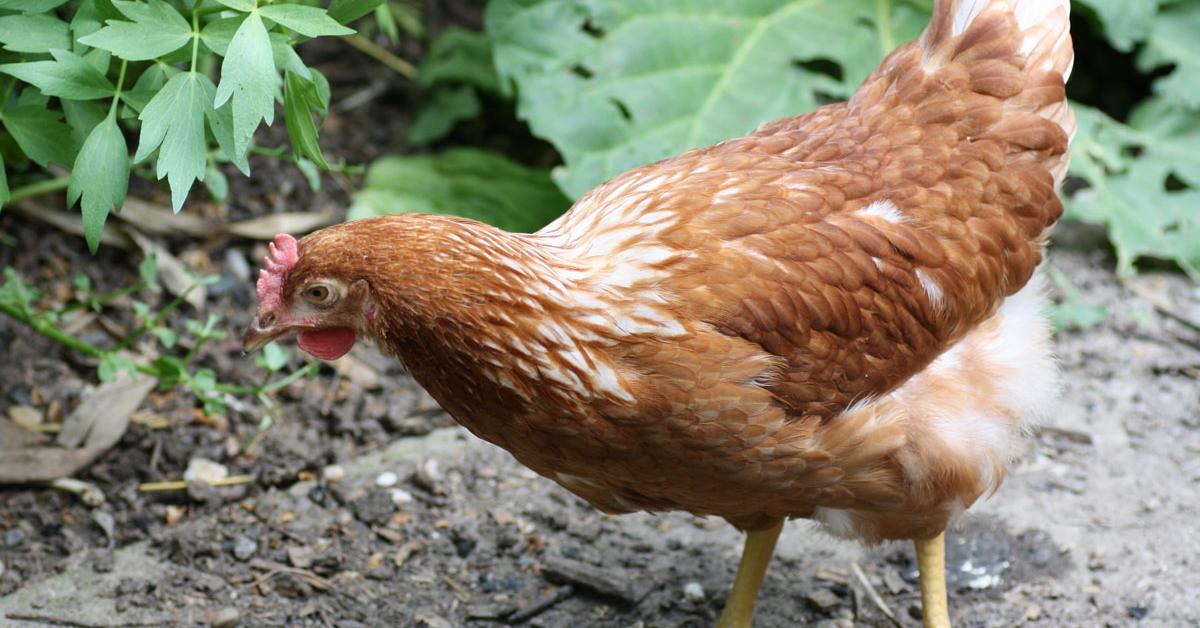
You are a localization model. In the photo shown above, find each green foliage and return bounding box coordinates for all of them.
[406,26,499,146]
[0,0,356,251]
[480,0,1200,278]
[1048,266,1108,332]
[487,0,929,198]
[349,148,571,232]
[0,260,315,419]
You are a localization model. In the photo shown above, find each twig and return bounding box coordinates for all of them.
[342,34,418,79]
[138,474,253,492]
[1120,277,1200,336]
[850,562,901,628]
[506,585,575,624]
[247,558,334,591]
[441,574,471,601]
[49,477,106,507]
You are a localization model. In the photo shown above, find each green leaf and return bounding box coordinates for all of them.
[213,12,276,159]
[295,157,320,190]
[283,70,329,169]
[0,13,71,54]
[62,98,107,149]
[151,326,178,349]
[1048,267,1108,332]
[207,98,250,175]
[77,0,193,61]
[68,114,130,254]
[138,252,158,286]
[487,0,929,198]
[1137,1,1200,111]
[215,0,255,11]
[98,352,136,383]
[257,340,288,371]
[349,148,572,232]
[407,85,480,146]
[136,72,212,211]
[2,106,76,167]
[123,62,176,113]
[200,16,239,56]
[1074,0,1159,52]
[205,165,228,202]
[0,0,71,12]
[260,4,355,37]
[0,152,8,209]
[328,0,384,25]
[0,49,115,100]
[150,355,185,388]
[1065,102,1200,278]
[420,27,500,92]
[0,267,38,311]
[270,31,311,79]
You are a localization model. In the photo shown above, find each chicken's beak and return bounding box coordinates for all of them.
[242,316,284,353]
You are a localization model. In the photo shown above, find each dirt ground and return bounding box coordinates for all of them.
[1,24,1199,628]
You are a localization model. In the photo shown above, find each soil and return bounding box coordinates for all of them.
[2,21,1200,628]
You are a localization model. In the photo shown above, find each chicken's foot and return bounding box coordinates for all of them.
[715,519,783,628]
[915,532,951,628]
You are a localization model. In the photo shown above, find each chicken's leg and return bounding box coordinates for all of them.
[915,532,951,628]
[716,519,784,628]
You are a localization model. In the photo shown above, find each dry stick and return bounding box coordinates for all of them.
[342,34,418,79]
[1119,277,1200,347]
[138,474,253,492]
[507,585,575,625]
[850,562,902,628]
[4,613,161,628]
[442,574,472,601]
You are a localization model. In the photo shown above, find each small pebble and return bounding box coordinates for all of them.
[682,581,705,603]
[323,464,346,483]
[4,528,25,547]
[184,458,229,484]
[232,535,257,561]
[209,606,240,628]
[390,488,414,504]
[375,471,398,487]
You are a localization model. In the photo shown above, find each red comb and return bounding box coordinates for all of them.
[255,234,299,311]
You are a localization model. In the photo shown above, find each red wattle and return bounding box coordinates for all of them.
[297,327,356,360]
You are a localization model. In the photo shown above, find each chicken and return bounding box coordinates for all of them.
[243,0,1074,625]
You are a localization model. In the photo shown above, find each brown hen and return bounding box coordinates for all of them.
[244,0,1074,625]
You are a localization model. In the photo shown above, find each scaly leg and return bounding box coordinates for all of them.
[715,519,784,628]
[915,532,951,628]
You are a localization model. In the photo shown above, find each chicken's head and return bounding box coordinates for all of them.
[242,233,371,361]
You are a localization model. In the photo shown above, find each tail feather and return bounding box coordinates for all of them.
[918,0,1074,184]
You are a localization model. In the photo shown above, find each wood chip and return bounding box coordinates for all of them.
[540,554,641,604]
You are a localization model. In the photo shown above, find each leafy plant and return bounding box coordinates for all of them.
[482,0,1200,277]
[0,0,370,252]
[0,258,314,422]
[349,147,570,232]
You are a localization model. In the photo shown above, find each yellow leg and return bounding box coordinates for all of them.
[915,532,952,628]
[716,520,784,628]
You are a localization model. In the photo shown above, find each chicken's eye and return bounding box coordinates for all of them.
[304,284,333,304]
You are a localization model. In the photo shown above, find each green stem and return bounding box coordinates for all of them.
[115,287,194,350]
[108,60,128,118]
[0,301,105,358]
[8,176,70,203]
[874,0,895,57]
[250,145,364,175]
[190,10,201,73]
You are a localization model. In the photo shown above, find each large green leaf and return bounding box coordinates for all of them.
[407,85,480,146]
[213,11,276,159]
[420,27,500,92]
[77,0,194,61]
[1137,1,1200,111]
[487,0,929,198]
[1074,0,1160,52]
[1,106,76,167]
[136,72,212,211]
[0,49,115,100]
[259,4,354,38]
[1066,101,1200,278]
[349,148,571,233]
[68,113,130,254]
[0,13,71,54]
